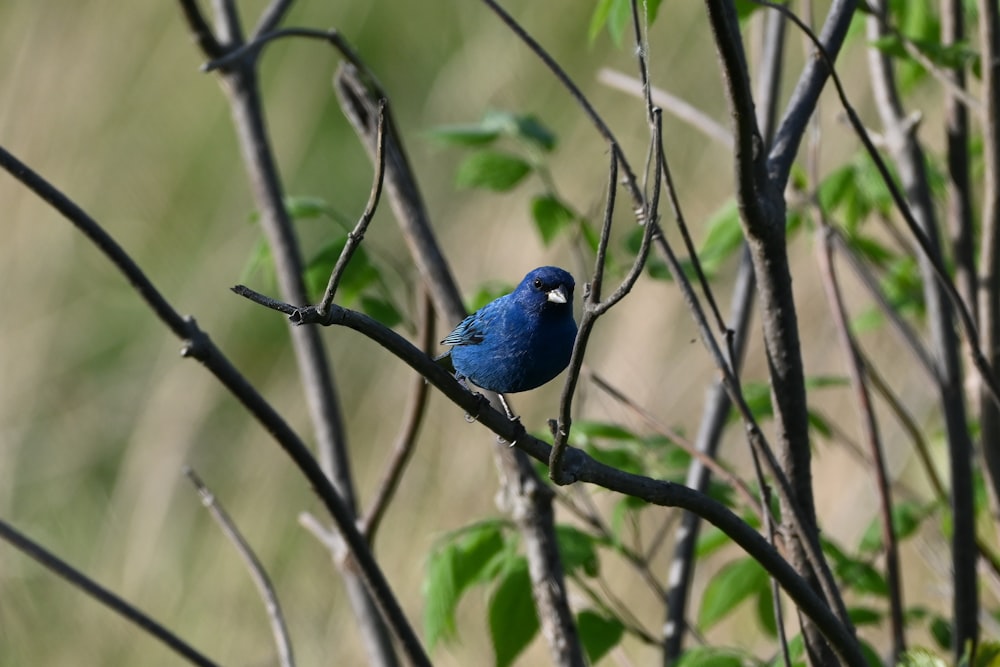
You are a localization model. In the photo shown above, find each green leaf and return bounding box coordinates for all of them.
[241,237,274,287]
[488,558,539,667]
[860,639,883,667]
[849,606,884,626]
[302,236,379,303]
[589,0,632,46]
[848,234,897,269]
[882,255,925,317]
[858,500,930,554]
[556,524,602,577]
[698,557,769,629]
[807,411,833,439]
[738,382,774,421]
[698,199,743,273]
[571,420,639,443]
[443,110,555,151]
[455,151,532,191]
[588,0,616,43]
[755,581,777,637]
[577,610,624,664]
[899,648,949,667]
[677,646,751,667]
[695,525,730,558]
[505,112,557,152]
[839,559,889,597]
[975,641,1000,667]
[423,520,508,648]
[284,195,342,222]
[427,124,502,147]
[359,295,402,328]
[930,615,952,650]
[734,0,763,22]
[584,443,645,476]
[768,634,805,667]
[579,218,602,254]
[466,281,514,312]
[532,194,576,246]
[423,544,460,647]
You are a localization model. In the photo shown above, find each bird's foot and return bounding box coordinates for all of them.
[463,391,491,423]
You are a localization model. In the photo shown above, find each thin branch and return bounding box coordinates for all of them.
[865,2,977,656]
[588,370,762,515]
[209,0,243,45]
[318,99,388,316]
[185,13,401,662]
[758,0,1000,410]
[176,0,223,58]
[873,9,982,112]
[767,0,857,188]
[184,467,295,667]
[939,0,977,324]
[0,144,428,667]
[549,109,660,479]
[233,285,868,666]
[976,0,1000,527]
[703,4,847,662]
[478,0,643,208]
[252,0,296,38]
[597,69,733,149]
[829,227,937,379]
[329,45,584,666]
[360,288,434,542]
[0,518,219,667]
[816,226,905,662]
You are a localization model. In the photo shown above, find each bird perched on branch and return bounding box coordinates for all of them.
[439,267,577,411]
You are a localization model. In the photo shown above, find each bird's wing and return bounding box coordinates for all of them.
[440,311,488,346]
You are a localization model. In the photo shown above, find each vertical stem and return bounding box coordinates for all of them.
[816,227,905,662]
[866,5,978,660]
[976,0,1000,526]
[219,58,398,667]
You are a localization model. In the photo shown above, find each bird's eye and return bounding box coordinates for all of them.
[533,278,543,289]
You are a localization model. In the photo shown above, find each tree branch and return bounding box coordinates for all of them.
[233,286,868,666]
[184,467,295,667]
[0,143,428,667]
[0,517,219,667]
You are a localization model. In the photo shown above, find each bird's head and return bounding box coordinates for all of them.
[514,266,575,315]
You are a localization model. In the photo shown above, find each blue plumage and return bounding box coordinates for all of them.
[440,266,578,394]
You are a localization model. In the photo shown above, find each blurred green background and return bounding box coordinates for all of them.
[0,1,961,665]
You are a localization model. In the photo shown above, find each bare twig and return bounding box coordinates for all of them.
[176,0,223,58]
[360,289,434,542]
[829,228,937,379]
[767,0,857,187]
[865,2,977,656]
[184,467,295,667]
[318,100,388,316]
[252,0,296,38]
[597,69,733,148]
[233,284,868,666]
[330,46,584,666]
[976,0,1000,527]
[816,226,905,662]
[549,109,660,480]
[180,11,400,663]
[587,370,762,515]
[0,518,219,667]
[0,144,428,667]
[939,0,977,323]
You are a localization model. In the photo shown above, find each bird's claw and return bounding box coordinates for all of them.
[463,391,492,423]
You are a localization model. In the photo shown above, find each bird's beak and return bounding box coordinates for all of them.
[547,285,569,304]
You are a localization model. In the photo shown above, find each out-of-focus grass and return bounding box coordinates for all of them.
[0,1,963,664]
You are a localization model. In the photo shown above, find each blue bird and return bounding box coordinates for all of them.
[440,267,578,404]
